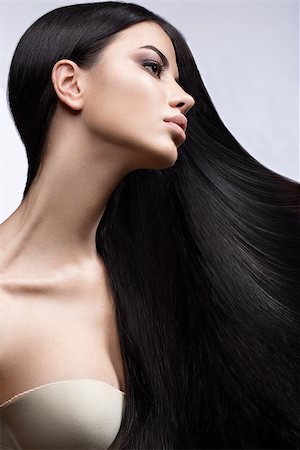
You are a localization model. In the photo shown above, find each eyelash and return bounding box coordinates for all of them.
[142,60,166,78]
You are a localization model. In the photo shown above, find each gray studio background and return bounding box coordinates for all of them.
[0,0,299,223]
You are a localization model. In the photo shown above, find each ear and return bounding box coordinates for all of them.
[51,59,84,111]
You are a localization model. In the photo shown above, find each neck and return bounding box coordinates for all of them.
[0,129,129,285]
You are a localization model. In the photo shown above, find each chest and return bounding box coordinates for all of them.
[0,288,125,405]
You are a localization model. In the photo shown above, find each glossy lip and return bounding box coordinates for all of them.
[164,114,187,132]
[165,121,186,144]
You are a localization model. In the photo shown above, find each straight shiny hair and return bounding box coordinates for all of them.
[7,1,300,448]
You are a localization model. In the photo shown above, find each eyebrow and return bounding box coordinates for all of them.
[138,45,179,82]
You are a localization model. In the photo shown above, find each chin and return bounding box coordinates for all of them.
[126,139,179,171]
[149,140,180,169]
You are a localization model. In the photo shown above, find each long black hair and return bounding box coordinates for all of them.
[7,1,299,448]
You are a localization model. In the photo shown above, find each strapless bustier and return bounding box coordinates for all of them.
[0,378,126,449]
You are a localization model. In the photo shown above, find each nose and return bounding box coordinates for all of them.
[169,83,195,115]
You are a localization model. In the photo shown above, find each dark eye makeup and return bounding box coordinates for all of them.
[141,59,166,78]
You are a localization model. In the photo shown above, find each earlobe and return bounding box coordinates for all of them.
[51,59,84,111]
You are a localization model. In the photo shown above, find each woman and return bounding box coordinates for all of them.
[0,1,299,449]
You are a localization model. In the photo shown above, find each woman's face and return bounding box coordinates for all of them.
[81,21,196,170]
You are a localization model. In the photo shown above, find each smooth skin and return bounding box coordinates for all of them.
[0,22,195,400]
[0,21,195,291]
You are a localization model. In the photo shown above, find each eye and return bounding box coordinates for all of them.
[142,60,166,78]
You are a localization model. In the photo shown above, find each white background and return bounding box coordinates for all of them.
[0,0,299,223]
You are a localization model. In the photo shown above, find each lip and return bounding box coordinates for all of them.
[164,114,187,132]
[165,121,186,144]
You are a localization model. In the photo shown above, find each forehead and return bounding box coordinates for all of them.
[113,22,175,53]
[101,21,179,74]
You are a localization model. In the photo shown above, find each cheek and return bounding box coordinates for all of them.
[109,75,162,119]
[84,71,164,142]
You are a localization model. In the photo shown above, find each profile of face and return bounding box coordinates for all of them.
[51,21,196,171]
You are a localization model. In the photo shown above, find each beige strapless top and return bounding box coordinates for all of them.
[0,378,126,450]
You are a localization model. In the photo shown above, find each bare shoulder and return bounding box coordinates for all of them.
[1,283,23,346]
[0,283,29,367]
[0,287,12,356]
[0,287,16,398]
